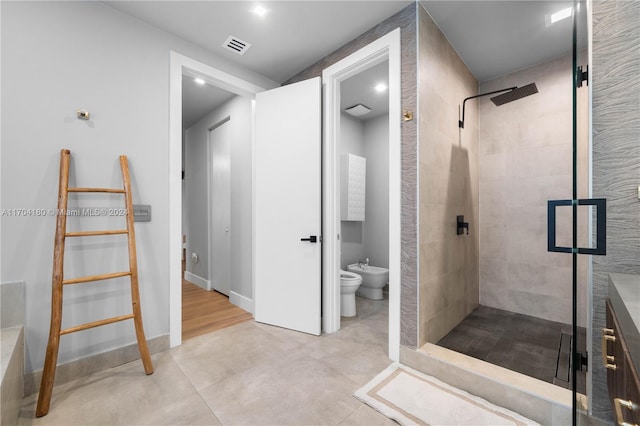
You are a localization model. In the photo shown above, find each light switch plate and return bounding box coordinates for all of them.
[133,204,151,222]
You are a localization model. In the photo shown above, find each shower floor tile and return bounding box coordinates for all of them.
[437,305,586,394]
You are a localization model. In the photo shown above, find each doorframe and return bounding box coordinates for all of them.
[207,116,232,295]
[169,51,267,347]
[321,29,402,361]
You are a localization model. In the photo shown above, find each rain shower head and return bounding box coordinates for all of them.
[458,82,538,128]
[490,83,538,106]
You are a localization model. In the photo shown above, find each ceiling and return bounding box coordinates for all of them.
[182,77,235,128]
[104,1,585,127]
[105,1,411,128]
[341,61,389,121]
[105,1,413,84]
[421,1,585,82]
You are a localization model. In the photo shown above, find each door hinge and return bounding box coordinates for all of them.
[577,65,588,88]
[577,350,588,372]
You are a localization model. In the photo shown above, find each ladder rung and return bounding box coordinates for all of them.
[66,229,128,237]
[68,187,125,194]
[63,271,131,285]
[60,314,135,335]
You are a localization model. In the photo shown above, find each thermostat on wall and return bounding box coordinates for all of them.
[133,204,151,222]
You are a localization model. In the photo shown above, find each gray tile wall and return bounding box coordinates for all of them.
[478,55,589,328]
[417,5,479,346]
[591,0,640,420]
[283,4,420,347]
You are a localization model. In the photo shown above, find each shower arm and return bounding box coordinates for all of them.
[458,86,517,128]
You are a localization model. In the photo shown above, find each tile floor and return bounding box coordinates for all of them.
[18,297,395,426]
[437,305,587,394]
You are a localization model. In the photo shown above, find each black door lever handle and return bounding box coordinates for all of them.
[300,235,318,243]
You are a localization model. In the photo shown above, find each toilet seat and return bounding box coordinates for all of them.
[340,270,361,282]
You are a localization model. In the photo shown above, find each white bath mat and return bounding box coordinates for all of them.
[354,363,539,426]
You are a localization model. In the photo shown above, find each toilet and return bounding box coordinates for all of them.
[340,270,362,317]
[347,263,389,300]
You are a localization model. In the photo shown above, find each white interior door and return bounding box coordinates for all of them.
[254,77,321,335]
[210,120,231,296]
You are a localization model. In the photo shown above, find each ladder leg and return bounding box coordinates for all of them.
[36,149,70,417]
[120,155,154,375]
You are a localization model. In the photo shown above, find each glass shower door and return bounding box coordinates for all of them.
[547,1,603,424]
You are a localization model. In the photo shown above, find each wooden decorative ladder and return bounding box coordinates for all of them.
[36,149,154,417]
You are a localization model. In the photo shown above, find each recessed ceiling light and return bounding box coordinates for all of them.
[194,78,205,85]
[251,5,269,17]
[374,83,388,93]
[551,7,572,23]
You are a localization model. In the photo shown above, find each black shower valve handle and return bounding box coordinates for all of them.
[456,215,470,235]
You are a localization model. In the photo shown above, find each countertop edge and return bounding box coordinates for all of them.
[608,273,640,373]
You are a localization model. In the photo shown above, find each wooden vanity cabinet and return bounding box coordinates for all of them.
[605,299,640,425]
[626,363,640,425]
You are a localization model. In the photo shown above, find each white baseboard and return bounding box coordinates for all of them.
[184,271,210,291]
[229,291,254,314]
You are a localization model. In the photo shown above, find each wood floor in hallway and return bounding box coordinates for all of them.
[182,279,253,340]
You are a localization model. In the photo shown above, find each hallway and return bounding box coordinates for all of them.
[182,280,252,341]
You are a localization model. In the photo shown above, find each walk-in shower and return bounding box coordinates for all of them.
[443,58,587,392]
[415,0,595,423]
[440,33,589,397]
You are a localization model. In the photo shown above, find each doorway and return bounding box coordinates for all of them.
[337,59,390,334]
[169,32,402,355]
[170,52,267,346]
[182,80,252,340]
[322,29,401,361]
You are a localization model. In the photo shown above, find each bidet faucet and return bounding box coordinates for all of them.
[358,258,369,268]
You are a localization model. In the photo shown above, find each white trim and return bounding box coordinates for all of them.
[169,51,266,348]
[251,99,257,329]
[169,52,182,348]
[230,291,254,315]
[180,61,266,98]
[184,271,210,291]
[388,30,402,363]
[321,29,402,361]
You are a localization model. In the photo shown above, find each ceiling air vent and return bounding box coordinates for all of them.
[223,35,251,55]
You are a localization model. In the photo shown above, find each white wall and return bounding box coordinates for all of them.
[340,114,365,268]
[0,1,275,374]
[363,115,389,268]
[184,95,253,300]
[339,113,389,269]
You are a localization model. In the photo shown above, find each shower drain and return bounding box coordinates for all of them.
[554,332,572,383]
